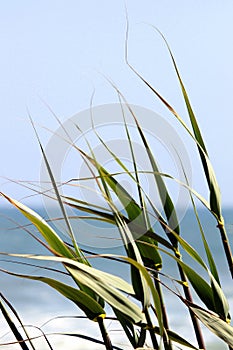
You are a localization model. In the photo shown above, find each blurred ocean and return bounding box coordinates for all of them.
[0,206,233,350]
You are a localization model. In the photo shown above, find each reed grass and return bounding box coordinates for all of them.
[1,29,233,350]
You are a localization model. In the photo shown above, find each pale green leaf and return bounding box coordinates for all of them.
[190,305,233,347]
[0,193,75,259]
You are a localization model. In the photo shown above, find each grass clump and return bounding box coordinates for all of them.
[0,29,233,350]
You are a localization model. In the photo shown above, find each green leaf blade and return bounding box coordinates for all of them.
[0,193,75,259]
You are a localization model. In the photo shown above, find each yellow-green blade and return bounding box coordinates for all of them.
[0,193,75,259]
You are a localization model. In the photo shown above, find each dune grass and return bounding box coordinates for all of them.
[1,31,233,350]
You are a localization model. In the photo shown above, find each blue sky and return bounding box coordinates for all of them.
[1,1,233,207]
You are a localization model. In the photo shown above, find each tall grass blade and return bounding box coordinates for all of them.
[159,225,230,320]
[91,97,163,269]
[188,188,221,285]
[156,30,222,219]
[182,169,230,320]
[74,137,159,338]
[129,26,233,278]
[120,99,163,270]
[127,103,180,246]
[91,160,151,319]
[119,255,165,339]
[29,116,86,261]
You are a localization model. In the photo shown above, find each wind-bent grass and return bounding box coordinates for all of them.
[1,30,233,350]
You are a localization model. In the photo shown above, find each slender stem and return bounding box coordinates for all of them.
[0,301,30,350]
[136,327,147,348]
[97,317,113,350]
[218,225,233,350]
[177,262,206,350]
[153,272,173,350]
[145,308,159,350]
[218,224,233,279]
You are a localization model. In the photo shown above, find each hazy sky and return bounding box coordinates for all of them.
[1,1,233,208]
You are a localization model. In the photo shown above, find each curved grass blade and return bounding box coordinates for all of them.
[88,162,151,314]
[52,332,123,350]
[119,99,163,270]
[185,175,221,285]
[68,169,212,213]
[0,292,37,350]
[189,305,233,348]
[1,254,135,294]
[72,123,161,309]
[126,25,233,277]
[117,255,165,342]
[64,185,173,252]
[66,266,145,325]
[0,193,105,306]
[181,166,229,320]
[103,77,180,249]
[125,103,180,247]
[125,24,222,223]
[112,212,151,308]
[0,331,123,350]
[74,136,156,318]
[63,196,116,224]
[23,325,54,350]
[90,96,163,269]
[0,193,75,259]
[154,29,222,220]
[67,198,173,251]
[111,85,205,347]
[63,195,113,214]
[75,144,145,227]
[2,254,145,325]
[29,115,86,262]
[161,228,230,320]
[1,270,105,321]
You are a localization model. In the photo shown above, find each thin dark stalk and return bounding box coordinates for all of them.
[144,308,159,349]
[0,292,36,350]
[0,300,30,350]
[136,327,147,348]
[153,272,173,350]
[97,317,113,350]
[177,262,206,350]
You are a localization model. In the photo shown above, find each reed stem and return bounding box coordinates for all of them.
[217,223,233,279]
[145,308,159,349]
[153,272,173,350]
[97,317,113,350]
[177,262,206,350]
